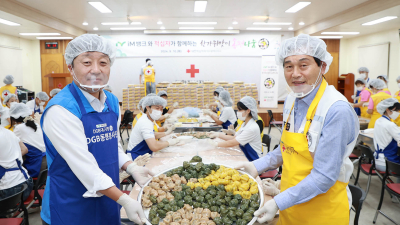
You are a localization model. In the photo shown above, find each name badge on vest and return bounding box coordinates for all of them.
[306,132,312,148]
[284,121,291,131]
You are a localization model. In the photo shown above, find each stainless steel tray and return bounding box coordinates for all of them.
[174,127,222,132]
[135,163,264,225]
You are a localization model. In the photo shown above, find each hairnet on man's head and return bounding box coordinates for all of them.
[219,91,233,107]
[36,92,49,101]
[137,97,146,110]
[215,86,225,94]
[64,34,116,67]
[147,61,153,66]
[157,91,168,97]
[3,75,14,85]
[358,67,369,73]
[50,88,61,97]
[142,96,167,109]
[9,103,31,119]
[377,75,388,82]
[147,93,156,97]
[3,94,17,104]
[275,34,333,74]
[377,98,399,115]
[369,79,386,90]
[240,96,258,120]
[355,78,366,85]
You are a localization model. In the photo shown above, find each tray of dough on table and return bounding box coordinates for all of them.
[137,156,264,225]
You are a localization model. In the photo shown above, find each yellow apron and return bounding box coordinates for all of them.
[360,88,372,118]
[393,93,400,126]
[4,124,14,132]
[236,116,265,153]
[143,66,155,96]
[368,91,392,128]
[383,88,391,95]
[156,107,169,127]
[131,112,143,129]
[277,79,349,225]
[0,84,17,102]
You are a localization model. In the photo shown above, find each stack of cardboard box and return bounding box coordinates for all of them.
[122,88,129,111]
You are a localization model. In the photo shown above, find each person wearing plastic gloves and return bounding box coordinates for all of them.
[353,67,370,116]
[208,96,262,161]
[143,60,156,95]
[0,94,18,128]
[49,88,61,98]
[26,92,49,115]
[133,94,170,133]
[0,75,18,104]
[373,98,400,174]
[377,75,391,95]
[0,126,33,202]
[206,86,225,116]
[155,91,178,127]
[235,34,359,224]
[9,103,46,178]
[40,34,153,225]
[126,95,180,161]
[367,79,392,128]
[351,78,372,118]
[204,90,237,129]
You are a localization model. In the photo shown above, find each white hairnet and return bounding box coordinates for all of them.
[219,91,233,107]
[9,103,31,119]
[369,79,386,90]
[147,61,153,66]
[275,34,333,74]
[396,76,400,82]
[377,75,388,82]
[240,96,258,120]
[3,94,17,104]
[64,34,116,66]
[215,86,225,94]
[142,96,167,109]
[50,88,61,97]
[36,92,49,101]
[147,93,156,97]
[137,97,146,110]
[358,67,369,73]
[3,75,14,84]
[157,91,168,97]
[377,98,399,115]
[355,78,366,85]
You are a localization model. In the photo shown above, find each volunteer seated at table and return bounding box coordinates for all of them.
[0,126,33,202]
[143,61,156,95]
[367,79,392,128]
[156,91,178,126]
[373,98,400,174]
[49,88,61,98]
[0,94,18,128]
[40,34,152,225]
[234,34,359,224]
[351,78,371,118]
[208,96,262,161]
[204,91,237,129]
[206,86,224,115]
[126,95,180,161]
[26,92,49,116]
[377,75,391,95]
[9,103,46,178]
[353,67,370,116]
[0,75,18,105]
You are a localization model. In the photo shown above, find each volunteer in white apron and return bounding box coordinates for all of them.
[26,92,49,115]
[204,90,237,129]
[235,34,359,224]
[206,86,225,115]
[1,94,18,128]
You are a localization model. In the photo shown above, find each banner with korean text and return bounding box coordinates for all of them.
[260,55,279,108]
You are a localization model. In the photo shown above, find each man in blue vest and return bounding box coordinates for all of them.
[40,34,153,225]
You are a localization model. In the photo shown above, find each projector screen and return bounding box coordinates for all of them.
[0,46,23,87]
[358,42,389,79]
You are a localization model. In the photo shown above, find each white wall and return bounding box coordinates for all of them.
[0,33,41,93]
[339,29,400,94]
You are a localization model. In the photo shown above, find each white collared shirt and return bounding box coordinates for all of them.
[235,118,262,157]
[14,123,46,152]
[26,99,44,114]
[42,89,131,198]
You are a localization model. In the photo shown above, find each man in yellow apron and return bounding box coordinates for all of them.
[367,79,392,128]
[235,34,359,224]
[0,75,18,104]
[143,61,156,96]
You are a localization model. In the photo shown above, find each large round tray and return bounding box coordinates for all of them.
[136,163,264,225]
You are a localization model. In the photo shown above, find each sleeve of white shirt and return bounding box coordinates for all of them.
[389,122,400,143]
[26,101,35,113]
[142,121,155,140]
[42,105,115,198]
[219,109,231,123]
[117,107,131,168]
[235,126,256,146]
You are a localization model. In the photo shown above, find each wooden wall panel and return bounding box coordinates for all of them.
[322,39,340,89]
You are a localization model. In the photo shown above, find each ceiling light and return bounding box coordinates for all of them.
[82,22,89,26]
[0,18,20,26]
[232,21,238,25]
[178,22,217,25]
[144,30,239,34]
[246,27,282,30]
[253,22,292,25]
[131,22,142,25]
[228,27,233,30]
[179,27,214,30]
[110,27,146,30]
[288,27,294,30]
[160,26,165,30]
[312,36,343,39]
[36,37,73,40]
[88,2,112,13]
[321,32,359,35]
[285,2,311,13]
[194,1,207,12]
[362,16,398,26]
[101,22,129,25]
[157,21,163,25]
[20,33,61,36]
[93,27,99,30]
[299,22,305,25]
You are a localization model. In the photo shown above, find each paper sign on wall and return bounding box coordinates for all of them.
[260,55,279,108]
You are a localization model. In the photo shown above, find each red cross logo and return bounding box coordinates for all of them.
[147,70,150,73]
[282,145,286,152]
[187,49,190,53]
[58,83,62,88]
[186,64,199,78]
[4,92,8,96]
